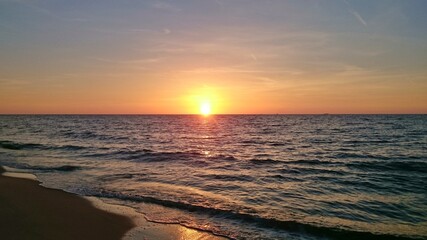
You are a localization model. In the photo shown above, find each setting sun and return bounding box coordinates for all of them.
[184,87,222,115]
[200,102,211,115]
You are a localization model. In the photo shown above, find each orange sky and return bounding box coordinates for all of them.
[1,1,426,114]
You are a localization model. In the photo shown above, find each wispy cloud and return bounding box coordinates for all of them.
[250,54,258,61]
[349,10,367,26]
[181,67,302,75]
[215,0,224,8]
[9,0,53,16]
[66,18,88,22]
[344,0,367,27]
[145,47,186,53]
[152,1,181,12]
[91,57,161,66]
[0,78,29,89]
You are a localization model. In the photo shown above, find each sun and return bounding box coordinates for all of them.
[200,102,211,116]
[186,88,220,115]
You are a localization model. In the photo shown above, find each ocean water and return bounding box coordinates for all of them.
[0,115,426,240]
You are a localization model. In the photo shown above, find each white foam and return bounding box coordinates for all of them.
[85,196,226,240]
[1,166,37,180]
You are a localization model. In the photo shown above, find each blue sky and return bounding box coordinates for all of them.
[1,0,426,113]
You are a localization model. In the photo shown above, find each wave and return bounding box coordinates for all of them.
[269,142,287,146]
[59,129,129,141]
[120,150,204,162]
[149,151,203,161]
[0,140,45,150]
[240,140,264,145]
[285,159,335,165]
[4,163,82,172]
[90,189,419,240]
[264,174,305,182]
[57,145,88,151]
[280,167,346,176]
[346,160,427,174]
[281,158,427,173]
[98,173,135,181]
[194,173,255,182]
[333,152,391,160]
[87,149,238,164]
[248,158,282,165]
[34,165,82,172]
[0,140,88,152]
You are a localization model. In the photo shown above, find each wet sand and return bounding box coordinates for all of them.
[0,167,134,240]
[0,167,227,240]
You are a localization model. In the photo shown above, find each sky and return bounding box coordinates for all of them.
[1,0,426,114]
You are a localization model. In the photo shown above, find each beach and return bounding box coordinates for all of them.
[0,167,226,240]
[0,166,135,240]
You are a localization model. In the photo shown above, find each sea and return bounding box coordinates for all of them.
[0,115,426,240]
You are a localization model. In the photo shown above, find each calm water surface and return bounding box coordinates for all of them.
[0,115,426,239]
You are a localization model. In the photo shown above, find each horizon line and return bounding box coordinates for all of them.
[0,113,426,116]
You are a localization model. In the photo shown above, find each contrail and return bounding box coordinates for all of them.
[343,0,367,27]
[349,10,367,26]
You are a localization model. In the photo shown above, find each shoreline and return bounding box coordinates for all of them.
[0,166,227,240]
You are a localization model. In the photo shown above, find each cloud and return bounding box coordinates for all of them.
[181,67,301,75]
[145,47,186,53]
[349,10,367,26]
[66,18,88,22]
[152,1,181,12]
[91,57,161,66]
[343,0,367,27]
[215,0,224,8]
[0,78,29,89]
[9,0,53,16]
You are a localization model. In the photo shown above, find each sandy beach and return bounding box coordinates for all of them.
[0,167,134,240]
[0,166,227,240]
